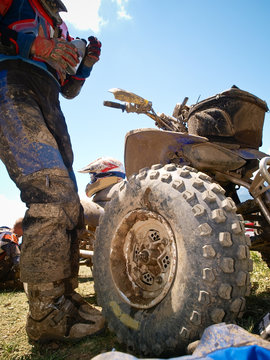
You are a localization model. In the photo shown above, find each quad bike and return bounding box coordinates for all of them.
[92,85,270,357]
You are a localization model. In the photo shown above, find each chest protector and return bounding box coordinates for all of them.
[9,0,57,40]
[6,0,68,41]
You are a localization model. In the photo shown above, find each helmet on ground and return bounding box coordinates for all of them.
[78,157,125,198]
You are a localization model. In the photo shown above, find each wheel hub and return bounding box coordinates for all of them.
[110,209,177,309]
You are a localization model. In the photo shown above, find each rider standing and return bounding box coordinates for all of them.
[0,0,104,341]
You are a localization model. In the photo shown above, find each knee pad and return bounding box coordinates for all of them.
[19,169,81,230]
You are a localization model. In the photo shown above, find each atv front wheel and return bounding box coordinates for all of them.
[93,164,252,357]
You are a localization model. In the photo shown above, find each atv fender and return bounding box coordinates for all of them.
[182,142,246,172]
[124,128,207,178]
[234,148,269,160]
[124,128,246,177]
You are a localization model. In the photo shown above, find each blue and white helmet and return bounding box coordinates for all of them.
[78,157,125,197]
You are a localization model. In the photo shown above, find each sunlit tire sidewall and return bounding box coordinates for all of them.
[93,164,251,356]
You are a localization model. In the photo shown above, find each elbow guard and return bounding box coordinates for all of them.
[61,76,85,99]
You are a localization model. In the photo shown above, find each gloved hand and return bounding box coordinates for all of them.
[82,36,102,68]
[31,36,79,83]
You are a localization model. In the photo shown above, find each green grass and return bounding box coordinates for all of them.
[237,251,270,332]
[0,266,126,360]
[0,252,269,359]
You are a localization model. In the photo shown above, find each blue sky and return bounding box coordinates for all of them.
[1,0,270,226]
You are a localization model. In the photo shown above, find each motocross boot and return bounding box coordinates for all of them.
[64,277,99,322]
[26,281,105,342]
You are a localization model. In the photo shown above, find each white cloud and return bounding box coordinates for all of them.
[113,0,132,20]
[62,0,106,32]
[0,194,26,228]
[61,0,131,32]
[117,7,132,20]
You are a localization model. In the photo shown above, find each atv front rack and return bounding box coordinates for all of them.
[218,157,270,225]
[249,157,270,224]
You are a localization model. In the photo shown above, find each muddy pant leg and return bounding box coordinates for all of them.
[0,69,80,285]
[19,169,81,283]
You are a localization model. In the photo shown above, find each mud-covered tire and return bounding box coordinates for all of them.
[93,164,252,357]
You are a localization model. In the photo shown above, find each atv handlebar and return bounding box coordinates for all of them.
[103,101,126,112]
[104,89,188,133]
